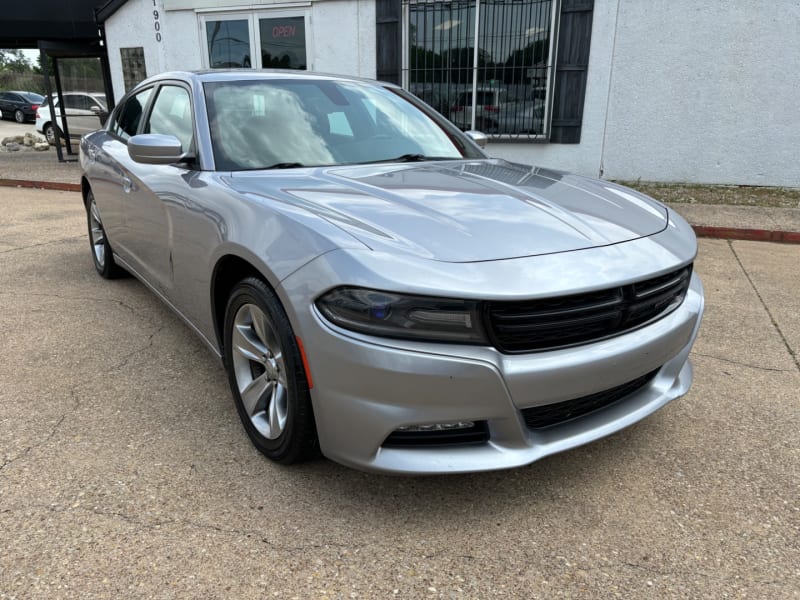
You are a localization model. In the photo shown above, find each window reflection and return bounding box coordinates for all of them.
[204,80,480,170]
[407,0,552,136]
[112,88,152,141]
[260,17,307,69]
[206,20,251,68]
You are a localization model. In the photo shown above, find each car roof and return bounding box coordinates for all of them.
[139,69,399,88]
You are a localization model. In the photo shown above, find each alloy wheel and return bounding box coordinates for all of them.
[88,199,106,267]
[231,303,289,440]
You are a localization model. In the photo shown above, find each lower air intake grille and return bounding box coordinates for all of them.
[521,369,660,429]
[486,265,692,353]
[382,421,489,447]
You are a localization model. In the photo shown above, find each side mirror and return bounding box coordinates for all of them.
[90,105,102,114]
[465,130,488,149]
[128,134,186,165]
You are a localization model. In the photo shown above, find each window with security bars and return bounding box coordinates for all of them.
[120,47,147,93]
[402,0,556,140]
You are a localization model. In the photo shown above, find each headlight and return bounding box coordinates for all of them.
[315,287,488,344]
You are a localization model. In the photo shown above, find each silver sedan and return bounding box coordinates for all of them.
[80,71,704,474]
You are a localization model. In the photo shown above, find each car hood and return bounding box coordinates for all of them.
[227,160,668,263]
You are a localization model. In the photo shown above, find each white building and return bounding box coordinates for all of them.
[99,0,800,187]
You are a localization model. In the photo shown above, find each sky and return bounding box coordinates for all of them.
[21,49,39,65]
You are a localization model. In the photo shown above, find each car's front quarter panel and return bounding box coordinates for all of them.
[279,213,703,473]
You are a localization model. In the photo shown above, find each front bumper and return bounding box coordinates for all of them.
[288,273,703,474]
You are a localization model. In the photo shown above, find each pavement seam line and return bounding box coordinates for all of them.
[728,240,800,373]
[0,235,84,254]
[691,352,795,373]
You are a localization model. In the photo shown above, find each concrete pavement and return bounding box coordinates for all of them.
[1,187,798,598]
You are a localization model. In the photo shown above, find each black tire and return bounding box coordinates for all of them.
[14,109,25,123]
[224,277,318,464]
[44,123,57,145]
[85,190,127,279]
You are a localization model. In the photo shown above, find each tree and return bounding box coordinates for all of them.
[0,49,34,73]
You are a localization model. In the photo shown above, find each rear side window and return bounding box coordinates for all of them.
[109,88,152,141]
[64,95,88,110]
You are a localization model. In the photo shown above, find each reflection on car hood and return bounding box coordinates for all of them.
[226,159,668,263]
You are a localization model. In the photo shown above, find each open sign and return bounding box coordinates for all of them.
[272,25,297,38]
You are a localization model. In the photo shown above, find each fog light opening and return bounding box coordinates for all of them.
[383,420,489,447]
[396,421,475,432]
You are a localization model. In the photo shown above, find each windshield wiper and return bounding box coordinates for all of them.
[362,154,460,164]
[263,162,306,170]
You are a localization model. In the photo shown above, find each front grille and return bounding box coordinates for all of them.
[382,421,489,448]
[486,265,692,353]
[521,369,660,429]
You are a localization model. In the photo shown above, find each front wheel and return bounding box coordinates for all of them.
[224,277,318,464]
[14,110,25,123]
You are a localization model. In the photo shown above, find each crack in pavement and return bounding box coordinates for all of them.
[0,502,364,554]
[728,240,800,373]
[108,325,166,372]
[1,497,795,585]
[692,352,795,373]
[0,387,82,474]
[0,235,84,254]
[0,291,151,321]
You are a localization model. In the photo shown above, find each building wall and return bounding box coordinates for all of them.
[105,0,375,101]
[490,0,800,187]
[105,0,799,186]
[601,1,800,187]
[105,0,166,98]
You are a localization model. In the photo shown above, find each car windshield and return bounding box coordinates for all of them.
[204,79,482,170]
[91,94,108,109]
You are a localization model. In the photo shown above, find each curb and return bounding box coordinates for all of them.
[1,178,798,244]
[692,226,800,245]
[0,179,81,193]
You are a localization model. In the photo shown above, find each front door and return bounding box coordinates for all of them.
[121,84,197,300]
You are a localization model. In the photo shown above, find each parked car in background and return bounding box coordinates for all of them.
[36,92,108,144]
[0,91,44,123]
[449,88,544,135]
[79,70,704,474]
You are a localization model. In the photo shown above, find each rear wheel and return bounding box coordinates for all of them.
[14,110,24,123]
[44,123,57,145]
[85,190,126,279]
[224,277,318,464]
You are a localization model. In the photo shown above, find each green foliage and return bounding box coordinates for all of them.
[0,49,34,74]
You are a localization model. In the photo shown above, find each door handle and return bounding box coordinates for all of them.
[122,176,132,193]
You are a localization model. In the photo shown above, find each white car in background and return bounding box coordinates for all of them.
[36,92,108,144]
